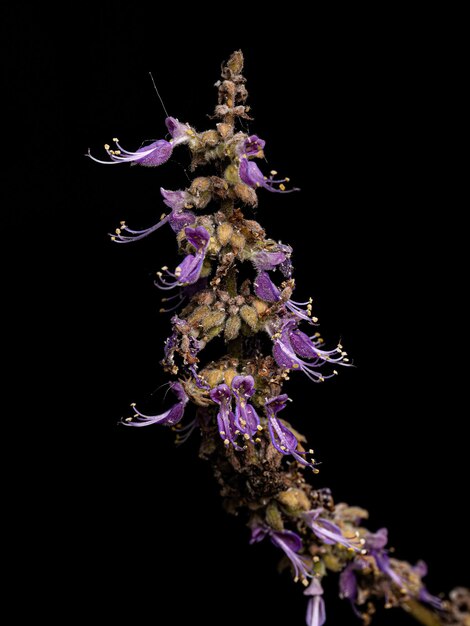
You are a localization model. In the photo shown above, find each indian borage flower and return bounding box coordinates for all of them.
[155,226,210,290]
[231,375,261,442]
[87,116,191,166]
[270,317,348,383]
[112,187,196,244]
[123,381,188,427]
[304,578,326,626]
[254,270,313,321]
[265,394,317,469]
[89,50,466,626]
[250,523,312,585]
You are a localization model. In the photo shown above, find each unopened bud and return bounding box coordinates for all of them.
[202,310,226,332]
[265,501,284,532]
[240,305,258,330]
[233,182,258,207]
[230,231,246,252]
[217,222,234,247]
[277,488,311,513]
[224,314,241,342]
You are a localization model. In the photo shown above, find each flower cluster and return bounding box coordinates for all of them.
[91,51,468,626]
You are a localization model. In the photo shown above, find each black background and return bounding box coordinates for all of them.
[7,5,467,624]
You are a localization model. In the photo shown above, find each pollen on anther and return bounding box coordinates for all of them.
[270,170,278,176]
[224,438,230,446]
[279,184,286,191]
[104,144,110,150]
[113,138,119,142]
[257,424,263,431]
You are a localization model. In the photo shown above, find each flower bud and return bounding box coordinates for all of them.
[224,164,240,185]
[202,310,226,332]
[277,488,311,514]
[240,304,258,330]
[266,502,284,532]
[217,123,233,139]
[187,305,211,327]
[201,130,220,148]
[217,222,234,247]
[233,182,258,207]
[226,50,244,75]
[252,298,269,316]
[224,314,241,342]
[230,231,246,252]
[223,368,238,387]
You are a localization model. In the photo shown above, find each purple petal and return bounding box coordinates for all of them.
[366,528,389,550]
[250,524,269,544]
[340,565,358,600]
[239,134,266,157]
[304,578,324,597]
[210,384,231,404]
[290,330,318,359]
[175,253,204,285]
[272,529,303,553]
[165,116,189,139]
[419,589,443,611]
[306,596,326,626]
[244,404,260,433]
[268,416,298,452]
[273,341,296,369]
[135,140,173,167]
[252,250,288,271]
[231,375,255,398]
[239,157,264,187]
[160,188,189,211]
[265,394,289,416]
[168,210,195,233]
[185,226,210,253]
[254,271,281,302]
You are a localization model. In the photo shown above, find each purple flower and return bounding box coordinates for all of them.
[88,138,173,166]
[156,226,210,290]
[210,384,242,450]
[271,318,347,383]
[231,375,260,441]
[304,578,326,626]
[111,187,195,244]
[122,381,188,427]
[250,524,311,584]
[413,562,443,610]
[265,395,316,468]
[165,116,191,140]
[87,117,190,166]
[304,509,365,553]
[252,244,292,272]
[254,272,312,321]
[339,564,358,601]
[239,158,299,193]
[238,134,266,157]
[365,529,405,589]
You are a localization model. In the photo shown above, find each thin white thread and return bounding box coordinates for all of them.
[149,71,169,118]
